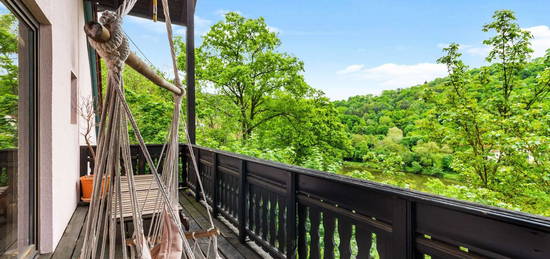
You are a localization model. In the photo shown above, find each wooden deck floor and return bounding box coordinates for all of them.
[39,192,262,259]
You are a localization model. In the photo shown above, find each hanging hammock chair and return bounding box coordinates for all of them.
[79,1,219,258]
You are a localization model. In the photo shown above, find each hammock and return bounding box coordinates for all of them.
[79,1,219,258]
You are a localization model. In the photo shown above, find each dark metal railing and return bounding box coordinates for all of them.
[79,145,550,259]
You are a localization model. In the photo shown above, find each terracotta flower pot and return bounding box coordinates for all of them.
[80,175,94,203]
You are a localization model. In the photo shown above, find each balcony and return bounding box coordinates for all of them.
[29,144,544,258]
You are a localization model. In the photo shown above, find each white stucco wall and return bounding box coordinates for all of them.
[22,0,94,253]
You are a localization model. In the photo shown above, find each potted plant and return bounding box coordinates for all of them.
[79,97,96,203]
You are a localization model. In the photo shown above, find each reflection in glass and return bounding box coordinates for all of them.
[0,2,23,255]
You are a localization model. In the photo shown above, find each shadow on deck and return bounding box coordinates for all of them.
[39,191,263,259]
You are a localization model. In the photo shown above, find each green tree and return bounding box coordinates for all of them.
[482,10,534,116]
[436,10,549,195]
[189,12,310,140]
[436,43,496,186]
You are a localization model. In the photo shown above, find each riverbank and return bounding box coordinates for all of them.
[338,161,459,192]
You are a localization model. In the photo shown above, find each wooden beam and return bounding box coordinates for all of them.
[83,21,183,95]
[185,0,196,144]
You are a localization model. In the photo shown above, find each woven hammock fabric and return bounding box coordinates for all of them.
[79,1,219,258]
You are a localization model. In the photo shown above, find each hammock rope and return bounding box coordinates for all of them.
[79,0,220,258]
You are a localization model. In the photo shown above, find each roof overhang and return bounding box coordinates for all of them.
[93,0,196,26]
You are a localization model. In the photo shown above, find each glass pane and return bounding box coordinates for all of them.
[0,2,33,255]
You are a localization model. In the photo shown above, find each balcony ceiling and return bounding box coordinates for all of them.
[94,0,196,26]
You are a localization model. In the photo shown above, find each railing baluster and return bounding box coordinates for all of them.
[261,188,269,241]
[248,184,255,235]
[254,188,261,235]
[221,173,227,211]
[233,175,239,218]
[297,205,308,259]
[238,159,247,243]
[323,211,336,259]
[194,147,200,201]
[80,146,88,176]
[338,218,352,259]
[377,233,391,258]
[269,191,277,246]
[185,147,191,188]
[212,153,219,216]
[277,195,286,254]
[286,172,297,258]
[179,145,186,188]
[309,207,321,259]
[356,225,372,259]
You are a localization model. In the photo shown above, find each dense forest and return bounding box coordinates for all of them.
[0,10,548,216]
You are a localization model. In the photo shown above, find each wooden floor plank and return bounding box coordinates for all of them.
[185,214,225,259]
[183,193,263,259]
[37,252,52,259]
[42,191,260,259]
[180,194,244,259]
[70,207,88,259]
[50,206,88,259]
[180,192,263,259]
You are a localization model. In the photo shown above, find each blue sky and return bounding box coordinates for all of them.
[4,1,549,100]
[123,0,550,100]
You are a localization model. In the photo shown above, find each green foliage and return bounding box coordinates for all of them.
[187,12,312,141]
[63,10,550,216]
[174,12,350,172]
[336,10,549,216]
[0,13,18,149]
[100,60,174,144]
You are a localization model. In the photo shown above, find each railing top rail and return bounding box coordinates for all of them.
[184,144,550,231]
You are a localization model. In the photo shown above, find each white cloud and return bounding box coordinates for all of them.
[175,16,213,36]
[337,63,447,92]
[464,46,490,57]
[361,63,447,87]
[337,64,365,75]
[195,16,213,29]
[437,43,489,57]
[267,26,282,34]
[526,25,550,57]
[436,43,450,49]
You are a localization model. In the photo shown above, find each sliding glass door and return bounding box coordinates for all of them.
[0,0,38,257]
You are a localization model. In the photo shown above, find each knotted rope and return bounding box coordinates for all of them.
[88,11,129,74]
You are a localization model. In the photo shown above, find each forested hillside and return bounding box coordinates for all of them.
[335,52,549,214]
[335,56,548,178]
[333,11,549,216]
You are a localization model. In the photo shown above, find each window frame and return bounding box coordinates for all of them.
[0,0,39,255]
